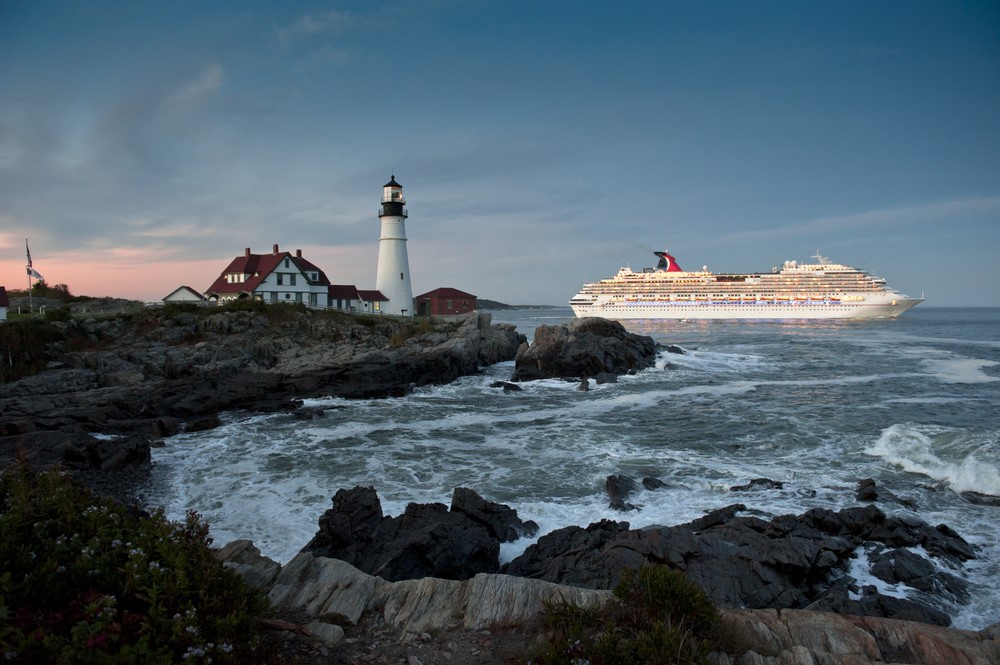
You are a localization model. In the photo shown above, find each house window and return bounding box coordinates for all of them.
[374,302,380,312]
[285,293,291,300]
[270,292,277,302]
[446,300,453,310]
[284,258,290,268]
[290,274,296,286]
[295,292,302,302]
[277,274,284,285]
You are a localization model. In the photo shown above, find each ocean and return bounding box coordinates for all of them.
[143,307,1000,630]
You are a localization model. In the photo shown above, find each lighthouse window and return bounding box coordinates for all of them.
[400,272,404,280]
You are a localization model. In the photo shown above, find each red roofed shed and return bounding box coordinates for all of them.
[414,288,476,316]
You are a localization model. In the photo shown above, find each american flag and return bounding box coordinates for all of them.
[26,239,44,281]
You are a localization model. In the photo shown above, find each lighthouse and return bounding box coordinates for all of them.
[375,175,414,317]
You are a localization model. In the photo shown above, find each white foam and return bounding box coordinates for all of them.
[921,357,999,384]
[846,545,911,600]
[865,424,1000,496]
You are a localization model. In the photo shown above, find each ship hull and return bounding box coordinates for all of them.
[570,296,922,320]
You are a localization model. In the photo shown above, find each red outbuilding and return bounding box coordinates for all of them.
[414,288,476,317]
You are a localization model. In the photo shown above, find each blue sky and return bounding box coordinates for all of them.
[1,1,998,306]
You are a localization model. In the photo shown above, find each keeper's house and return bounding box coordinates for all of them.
[414,287,476,317]
[0,286,9,322]
[204,245,331,307]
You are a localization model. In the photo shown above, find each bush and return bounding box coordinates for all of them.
[529,565,721,665]
[0,464,268,663]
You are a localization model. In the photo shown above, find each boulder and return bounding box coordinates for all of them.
[302,486,537,582]
[605,474,639,511]
[857,478,879,501]
[510,317,658,382]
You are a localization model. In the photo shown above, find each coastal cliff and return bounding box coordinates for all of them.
[0,305,525,481]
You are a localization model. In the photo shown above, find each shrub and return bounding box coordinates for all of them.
[528,565,721,665]
[0,464,268,663]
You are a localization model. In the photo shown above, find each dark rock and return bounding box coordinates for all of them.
[501,520,638,589]
[960,491,1000,507]
[604,475,638,508]
[805,587,952,626]
[0,431,150,473]
[857,478,879,501]
[185,414,222,432]
[450,487,539,542]
[489,381,522,392]
[642,477,667,490]
[578,378,590,392]
[731,477,785,492]
[593,372,618,384]
[502,502,972,626]
[302,486,502,582]
[664,344,686,354]
[510,317,657,382]
[292,407,326,420]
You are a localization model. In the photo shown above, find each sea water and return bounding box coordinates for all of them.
[143,307,1000,630]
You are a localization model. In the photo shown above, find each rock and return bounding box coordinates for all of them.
[267,551,611,635]
[489,381,522,392]
[230,549,1000,665]
[960,491,1000,507]
[605,474,639,511]
[304,621,345,647]
[0,309,526,488]
[856,478,878,501]
[593,372,618,384]
[503,503,974,625]
[214,539,282,591]
[302,486,502,581]
[731,477,785,492]
[510,317,658,382]
[0,431,151,473]
[450,487,539,542]
[664,344,686,354]
[578,378,590,391]
[719,608,1000,665]
[642,476,667,490]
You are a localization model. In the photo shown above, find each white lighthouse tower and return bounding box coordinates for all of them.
[375,175,413,317]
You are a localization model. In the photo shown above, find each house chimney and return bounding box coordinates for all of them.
[272,244,279,254]
[245,247,251,257]
[296,249,302,258]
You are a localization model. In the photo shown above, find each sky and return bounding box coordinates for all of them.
[1,1,999,307]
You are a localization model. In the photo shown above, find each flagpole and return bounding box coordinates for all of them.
[25,238,33,314]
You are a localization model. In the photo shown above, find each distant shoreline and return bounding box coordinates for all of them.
[477,299,562,311]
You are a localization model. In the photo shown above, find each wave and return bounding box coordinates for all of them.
[865,424,1000,496]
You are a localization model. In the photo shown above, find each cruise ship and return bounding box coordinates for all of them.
[569,250,923,320]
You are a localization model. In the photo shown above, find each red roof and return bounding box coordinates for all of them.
[204,248,330,297]
[329,284,360,299]
[415,287,476,300]
[0,286,9,308]
[356,289,388,302]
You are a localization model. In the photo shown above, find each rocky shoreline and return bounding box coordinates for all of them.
[215,485,1000,664]
[0,306,524,485]
[4,311,999,662]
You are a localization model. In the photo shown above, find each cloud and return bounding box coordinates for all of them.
[166,63,225,108]
[719,196,1000,244]
[277,10,353,45]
